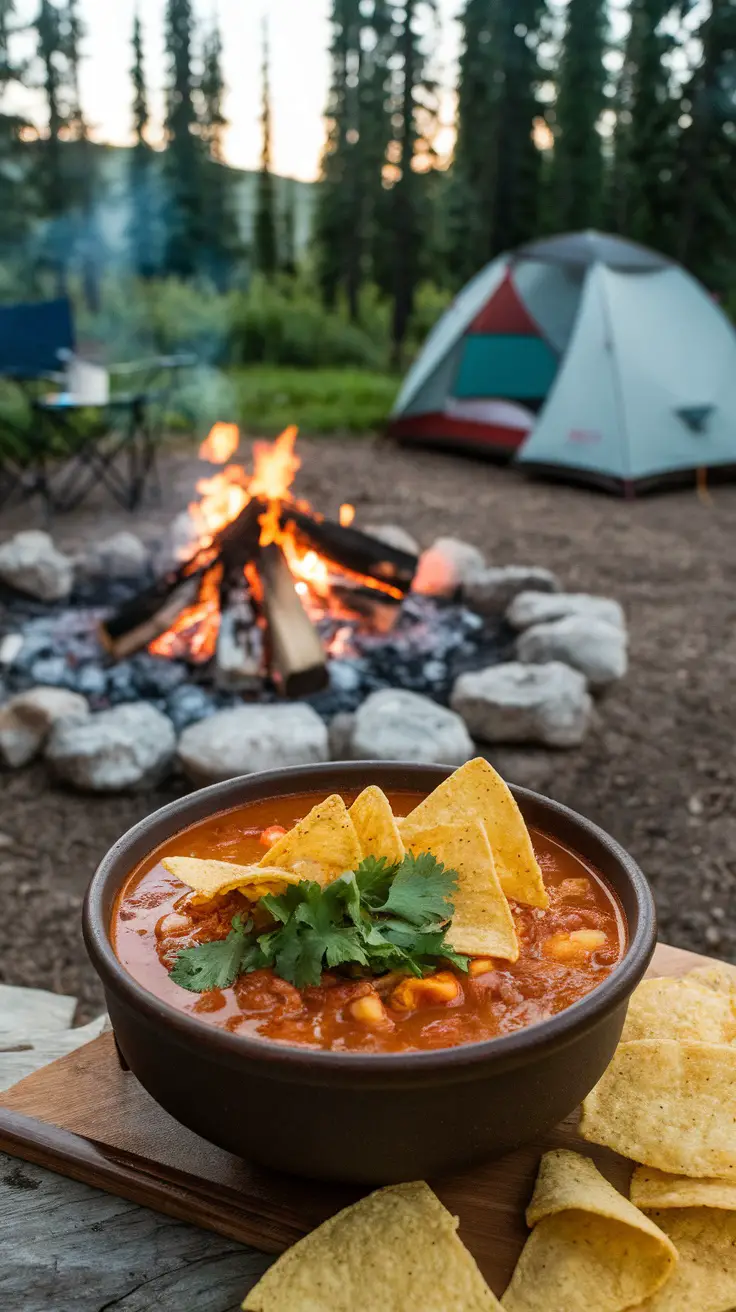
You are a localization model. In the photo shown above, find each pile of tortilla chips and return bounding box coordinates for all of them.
[163,757,548,963]
[502,1150,677,1312]
[569,962,736,1310]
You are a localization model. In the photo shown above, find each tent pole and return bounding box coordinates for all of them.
[696,466,712,505]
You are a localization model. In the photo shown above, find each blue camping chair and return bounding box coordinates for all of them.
[0,299,194,513]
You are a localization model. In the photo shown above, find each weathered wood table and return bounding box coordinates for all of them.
[0,985,272,1312]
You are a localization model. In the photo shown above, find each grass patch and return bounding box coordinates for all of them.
[228,366,399,434]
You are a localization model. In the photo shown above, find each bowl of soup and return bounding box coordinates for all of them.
[84,759,655,1184]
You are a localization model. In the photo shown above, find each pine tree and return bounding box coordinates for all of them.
[675,0,736,285]
[63,0,101,309]
[551,0,608,230]
[314,0,393,317]
[0,0,35,256]
[279,180,298,276]
[129,11,157,279]
[384,1,438,363]
[34,0,65,220]
[611,0,680,249]
[163,0,204,279]
[254,21,278,276]
[448,0,550,285]
[200,17,241,287]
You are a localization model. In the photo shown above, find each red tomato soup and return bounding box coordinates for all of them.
[113,790,626,1054]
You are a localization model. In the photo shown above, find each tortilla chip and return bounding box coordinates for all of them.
[631,1165,736,1211]
[501,1150,677,1312]
[349,786,405,864]
[686,961,736,996]
[241,1181,501,1311]
[402,820,519,961]
[258,794,363,884]
[622,977,736,1044]
[580,1040,736,1176]
[399,758,548,909]
[161,857,303,900]
[632,1208,736,1311]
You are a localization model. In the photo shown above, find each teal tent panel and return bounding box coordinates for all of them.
[453,335,558,400]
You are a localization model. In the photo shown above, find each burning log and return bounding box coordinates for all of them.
[98,498,265,660]
[98,568,204,661]
[279,507,417,595]
[258,544,329,698]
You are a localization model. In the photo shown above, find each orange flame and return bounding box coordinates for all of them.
[199,422,240,465]
[339,503,355,527]
[149,564,224,662]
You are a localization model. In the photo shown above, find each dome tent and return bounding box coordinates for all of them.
[389,231,736,492]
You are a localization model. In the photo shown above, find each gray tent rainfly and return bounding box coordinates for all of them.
[389,230,736,493]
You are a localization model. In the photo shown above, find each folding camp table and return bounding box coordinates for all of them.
[0,299,194,513]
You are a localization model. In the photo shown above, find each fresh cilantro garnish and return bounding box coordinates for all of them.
[169,855,469,992]
[170,915,267,993]
[354,855,400,909]
[377,850,456,928]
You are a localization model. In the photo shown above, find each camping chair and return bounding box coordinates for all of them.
[0,299,195,513]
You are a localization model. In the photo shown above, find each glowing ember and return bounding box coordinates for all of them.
[199,422,240,465]
[150,564,224,662]
[339,503,355,527]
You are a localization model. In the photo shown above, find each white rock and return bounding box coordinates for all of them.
[76,531,150,580]
[363,524,420,557]
[328,711,356,760]
[412,537,485,598]
[46,703,176,791]
[349,689,473,765]
[462,565,560,615]
[517,616,628,689]
[0,531,74,602]
[0,687,89,768]
[451,662,592,748]
[178,703,329,786]
[507,590,626,632]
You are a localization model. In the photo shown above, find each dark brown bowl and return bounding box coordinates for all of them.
[84,762,656,1185]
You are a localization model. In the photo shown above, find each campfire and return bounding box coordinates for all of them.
[98,425,419,698]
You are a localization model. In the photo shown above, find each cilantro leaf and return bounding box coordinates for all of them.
[258,879,369,987]
[378,852,457,929]
[354,855,400,910]
[260,883,313,925]
[170,916,260,993]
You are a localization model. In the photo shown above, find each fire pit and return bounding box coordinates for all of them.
[0,427,629,791]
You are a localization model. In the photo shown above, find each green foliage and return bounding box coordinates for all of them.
[170,854,467,992]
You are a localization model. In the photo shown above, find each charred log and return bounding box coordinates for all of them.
[279,507,417,595]
[98,573,203,661]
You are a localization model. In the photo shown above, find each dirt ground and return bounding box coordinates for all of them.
[1,436,735,1021]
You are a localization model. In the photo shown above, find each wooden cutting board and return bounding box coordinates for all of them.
[0,943,712,1294]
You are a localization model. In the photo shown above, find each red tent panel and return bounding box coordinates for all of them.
[468,271,542,336]
[389,412,527,452]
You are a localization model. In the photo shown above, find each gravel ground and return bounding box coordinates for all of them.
[1,435,735,1021]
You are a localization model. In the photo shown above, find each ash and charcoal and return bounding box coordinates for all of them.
[0,574,512,730]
